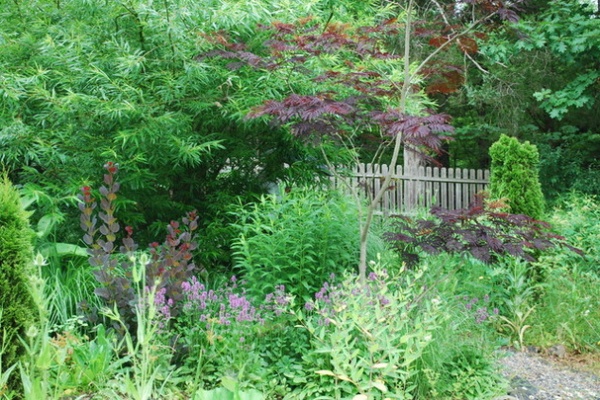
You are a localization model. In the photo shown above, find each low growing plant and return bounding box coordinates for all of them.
[17,254,76,400]
[527,263,600,352]
[489,259,540,350]
[396,255,508,399]
[545,193,600,273]
[154,274,298,395]
[102,253,178,400]
[290,264,446,399]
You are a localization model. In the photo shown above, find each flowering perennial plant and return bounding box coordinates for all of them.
[461,295,499,324]
[156,276,291,330]
[152,275,294,390]
[295,265,445,399]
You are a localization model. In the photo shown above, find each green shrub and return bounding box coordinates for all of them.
[489,134,545,219]
[231,188,385,301]
[291,262,507,399]
[0,174,39,392]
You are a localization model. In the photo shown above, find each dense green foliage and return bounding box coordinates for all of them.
[443,0,600,200]
[526,194,600,350]
[1,188,599,399]
[1,0,599,398]
[0,175,38,394]
[489,135,545,219]
[0,0,384,248]
[231,188,385,301]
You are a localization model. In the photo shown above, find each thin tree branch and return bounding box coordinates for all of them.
[431,0,489,74]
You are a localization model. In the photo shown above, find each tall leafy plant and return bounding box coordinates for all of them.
[79,162,199,334]
[0,174,39,394]
[489,134,545,219]
[231,189,383,301]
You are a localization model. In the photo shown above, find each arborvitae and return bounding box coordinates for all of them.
[489,134,545,219]
[0,174,38,393]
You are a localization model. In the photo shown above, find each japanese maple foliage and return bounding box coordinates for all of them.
[199,18,457,155]
[197,0,522,280]
[197,0,520,157]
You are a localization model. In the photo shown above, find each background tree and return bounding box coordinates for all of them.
[439,0,600,199]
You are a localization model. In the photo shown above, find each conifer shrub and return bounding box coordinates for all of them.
[0,174,38,392]
[489,134,545,219]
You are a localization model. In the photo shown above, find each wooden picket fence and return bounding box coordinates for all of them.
[330,163,490,215]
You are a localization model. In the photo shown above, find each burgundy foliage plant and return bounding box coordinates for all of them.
[385,195,583,266]
[79,162,200,333]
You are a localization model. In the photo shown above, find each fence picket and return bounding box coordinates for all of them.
[330,163,489,214]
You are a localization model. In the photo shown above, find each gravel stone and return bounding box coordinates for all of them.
[496,350,600,400]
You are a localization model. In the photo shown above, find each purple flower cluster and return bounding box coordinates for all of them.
[155,276,292,330]
[264,285,289,316]
[462,295,499,324]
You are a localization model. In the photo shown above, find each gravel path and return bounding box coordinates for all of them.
[495,349,600,400]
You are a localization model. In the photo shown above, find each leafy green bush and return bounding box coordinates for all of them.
[489,134,545,219]
[291,263,507,399]
[231,188,385,301]
[0,174,39,393]
[290,266,442,399]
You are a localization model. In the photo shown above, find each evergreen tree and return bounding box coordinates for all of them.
[489,134,545,219]
[0,174,38,393]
